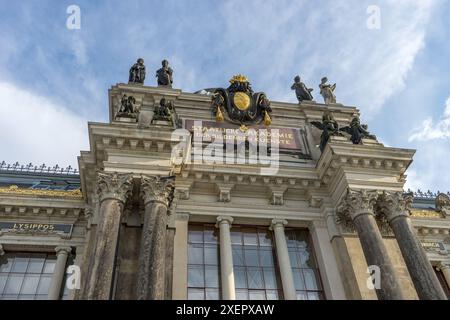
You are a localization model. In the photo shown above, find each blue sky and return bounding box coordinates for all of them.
[0,0,449,192]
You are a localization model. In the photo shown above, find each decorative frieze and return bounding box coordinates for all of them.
[0,185,82,199]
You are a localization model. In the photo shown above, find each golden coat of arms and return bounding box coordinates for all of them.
[211,74,272,130]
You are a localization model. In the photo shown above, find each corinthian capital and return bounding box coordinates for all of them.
[97,171,133,203]
[337,189,378,221]
[377,191,412,223]
[140,175,175,206]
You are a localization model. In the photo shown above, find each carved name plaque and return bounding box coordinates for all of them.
[184,120,310,157]
[0,222,73,238]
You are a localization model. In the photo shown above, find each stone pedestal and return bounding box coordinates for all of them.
[136,175,175,300]
[338,189,404,300]
[378,192,447,300]
[87,172,133,300]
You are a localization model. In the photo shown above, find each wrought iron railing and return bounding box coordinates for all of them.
[0,161,79,175]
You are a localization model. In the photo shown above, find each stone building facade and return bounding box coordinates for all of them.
[0,80,449,300]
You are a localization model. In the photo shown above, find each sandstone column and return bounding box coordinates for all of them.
[378,192,447,300]
[338,189,404,300]
[436,262,450,294]
[216,216,236,300]
[270,219,297,300]
[136,175,175,300]
[87,171,133,300]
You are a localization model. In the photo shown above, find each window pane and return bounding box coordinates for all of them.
[293,269,306,290]
[21,275,40,294]
[43,259,56,274]
[263,269,277,289]
[188,288,204,300]
[234,267,247,289]
[205,288,219,300]
[204,266,219,288]
[232,246,244,266]
[259,249,275,267]
[231,230,242,245]
[307,291,321,300]
[244,249,259,267]
[12,257,29,273]
[188,244,204,265]
[266,290,280,300]
[285,231,297,247]
[27,258,45,274]
[249,290,265,300]
[0,275,7,293]
[303,269,321,290]
[4,275,24,294]
[243,229,257,245]
[296,291,308,300]
[288,250,299,268]
[247,268,263,289]
[188,226,203,243]
[258,230,273,246]
[188,266,204,288]
[18,294,35,300]
[0,257,13,273]
[37,275,52,295]
[298,250,312,268]
[204,245,218,265]
[236,289,248,300]
[203,227,218,244]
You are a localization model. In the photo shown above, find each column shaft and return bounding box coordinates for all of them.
[48,247,71,300]
[217,216,235,300]
[390,216,446,300]
[137,202,169,299]
[353,212,404,299]
[271,220,296,300]
[437,263,450,292]
[87,199,124,299]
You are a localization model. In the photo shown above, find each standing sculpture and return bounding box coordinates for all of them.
[129,58,146,84]
[291,75,313,102]
[340,116,377,144]
[310,110,342,152]
[319,77,336,104]
[156,59,173,87]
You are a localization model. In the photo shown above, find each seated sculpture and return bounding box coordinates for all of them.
[152,98,174,125]
[116,94,137,118]
[129,58,146,84]
[291,75,313,102]
[319,77,336,104]
[156,59,173,87]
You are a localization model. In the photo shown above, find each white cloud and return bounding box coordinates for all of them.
[215,0,437,119]
[0,82,89,168]
[408,97,450,141]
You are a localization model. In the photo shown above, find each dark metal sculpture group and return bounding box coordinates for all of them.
[128,58,173,87]
[311,112,377,152]
[125,57,379,150]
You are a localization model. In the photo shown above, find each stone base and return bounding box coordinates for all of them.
[115,116,138,123]
[152,120,172,126]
